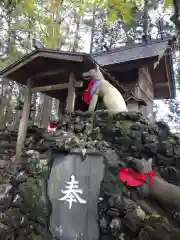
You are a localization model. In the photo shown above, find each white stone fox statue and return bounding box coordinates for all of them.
[76,65,128,116]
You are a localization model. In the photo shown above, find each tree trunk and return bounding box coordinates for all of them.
[58,100,65,121]
[36,93,44,126]
[89,4,96,53]
[51,98,59,121]
[31,92,37,124]
[73,13,80,51]
[41,95,52,128]
[142,0,149,42]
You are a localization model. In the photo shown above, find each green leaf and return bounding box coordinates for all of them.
[165,0,173,8]
[104,0,134,24]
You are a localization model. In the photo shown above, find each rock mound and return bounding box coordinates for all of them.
[0,111,180,239]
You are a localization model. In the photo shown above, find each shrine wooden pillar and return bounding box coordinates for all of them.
[15,79,32,162]
[66,72,76,113]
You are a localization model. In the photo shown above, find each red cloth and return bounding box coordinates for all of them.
[49,122,57,129]
[81,80,93,104]
[47,121,57,132]
[119,168,157,188]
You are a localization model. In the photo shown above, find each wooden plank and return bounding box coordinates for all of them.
[66,72,76,113]
[106,58,157,72]
[40,52,83,62]
[15,79,32,162]
[31,69,65,79]
[138,67,154,100]
[139,67,153,85]
[154,82,168,87]
[31,81,83,93]
[32,83,68,93]
[164,54,172,98]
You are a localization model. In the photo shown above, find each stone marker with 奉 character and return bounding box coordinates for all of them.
[48,152,105,240]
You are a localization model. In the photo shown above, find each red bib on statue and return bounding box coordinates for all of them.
[81,80,93,104]
[119,168,157,187]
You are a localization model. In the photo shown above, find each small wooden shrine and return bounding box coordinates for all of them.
[124,90,147,112]
[93,39,176,119]
[0,38,175,159]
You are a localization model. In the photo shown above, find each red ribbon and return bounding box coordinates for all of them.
[81,80,93,104]
[49,121,57,129]
[119,168,157,188]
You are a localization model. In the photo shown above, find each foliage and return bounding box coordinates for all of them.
[165,0,173,8]
[90,0,175,53]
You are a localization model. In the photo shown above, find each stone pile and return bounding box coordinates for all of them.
[0,150,52,239]
[0,111,180,239]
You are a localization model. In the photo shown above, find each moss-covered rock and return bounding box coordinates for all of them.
[0,151,53,239]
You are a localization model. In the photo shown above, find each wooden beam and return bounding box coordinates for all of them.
[153,60,160,69]
[31,69,65,79]
[66,72,76,113]
[139,67,153,85]
[31,81,83,93]
[105,58,158,72]
[40,52,83,62]
[154,82,168,87]
[164,53,172,98]
[15,79,32,162]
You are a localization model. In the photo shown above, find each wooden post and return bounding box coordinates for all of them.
[31,81,82,93]
[41,95,51,129]
[66,72,76,113]
[15,79,32,162]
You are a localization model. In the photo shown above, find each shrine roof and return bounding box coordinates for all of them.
[92,40,168,66]
[0,49,125,101]
[0,49,92,84]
